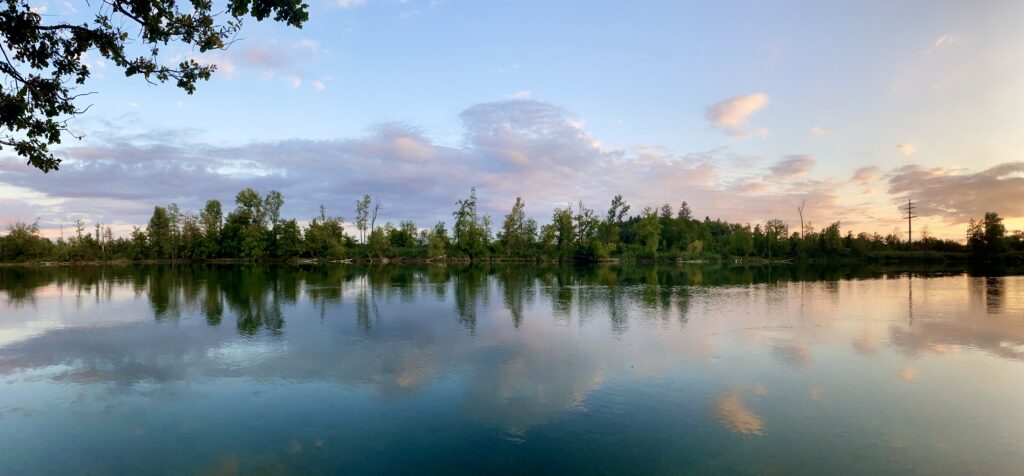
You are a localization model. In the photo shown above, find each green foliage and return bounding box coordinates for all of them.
[275,219,304,259]
[685,240,704,260]
[147,206,173,259]
[0,221,50,261]
[367,227,391,259]
[427,222,450,259]
[551,206,575,261]
[198,200,223,258]
[3,189,1008,265]
[388,220,419,248]
[727,226,754,257]
[635,207,661,256]
[500,197,535,258]
[305,205,346,259]
[235,188,265,227]
[452,188,489,259]
[264,190,284,228]
[968,212,1006,255]
[1,0,308,172]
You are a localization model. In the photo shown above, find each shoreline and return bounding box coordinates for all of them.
[0,255,997,269]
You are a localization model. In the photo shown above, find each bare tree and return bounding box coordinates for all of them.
[370,200,383,233]
[797,198,807,237]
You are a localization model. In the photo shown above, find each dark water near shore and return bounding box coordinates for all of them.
[0,264,1022,474]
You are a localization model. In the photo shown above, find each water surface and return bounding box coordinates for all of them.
[1,265,1022,474]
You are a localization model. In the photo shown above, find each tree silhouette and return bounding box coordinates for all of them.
[0,0,309,172]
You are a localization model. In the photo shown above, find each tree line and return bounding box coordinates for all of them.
[2,187,1022,264]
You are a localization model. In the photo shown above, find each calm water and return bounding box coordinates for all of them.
[0,265,1022,475]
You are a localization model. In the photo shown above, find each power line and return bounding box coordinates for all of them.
[900,199,917,243]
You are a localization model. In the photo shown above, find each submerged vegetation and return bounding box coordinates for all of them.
[2,188,1022,264]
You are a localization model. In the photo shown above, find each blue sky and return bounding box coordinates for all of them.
[2,0,1022,239]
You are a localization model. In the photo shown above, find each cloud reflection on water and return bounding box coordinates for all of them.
[0,265,1022,443]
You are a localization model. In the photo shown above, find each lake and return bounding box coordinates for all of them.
[0,265,1022,474]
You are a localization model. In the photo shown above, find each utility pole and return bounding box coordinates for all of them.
[900,199,917,243]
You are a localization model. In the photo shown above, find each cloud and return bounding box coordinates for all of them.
[852,166,879,185]
[897,143,917,156]
[810,126,827,136]
[313,80,327,91]
[190,39,326,86]
[889,277,1024,359]
[705,93,769,137]
[769,155,814,177]
[887,162,1024,221]
[510,90,531,99]
[0,100,903,235]
[337,0,366,7]
[190,55,237,78]
[929,35,957,53]
[711,389,765,436]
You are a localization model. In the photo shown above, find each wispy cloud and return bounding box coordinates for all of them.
[190,39,326,87]
[852,166,880,185]
[705,93,769,138]
[931,34,956,51]
[897,143,917,156]
[769,155,814,177]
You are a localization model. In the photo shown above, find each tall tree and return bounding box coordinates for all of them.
[967,212,1006,255]
[263,190,284,228]
[636,207,661,256]
[551,206,575,261]
[235,188,264,226]
[677,201,693,221]
[200,200,223,237]
[147,206,172,259]
[607,194,630,223]
[764,219,788,260]
[452,188,488,258]
[166,203,181,260]
[501,197,528,257]
[370,199,383,233]
[574,201,598,246]
[199,199,223,258]
[355,195,371,244]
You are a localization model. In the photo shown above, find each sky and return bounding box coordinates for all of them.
[1,0,1023,240]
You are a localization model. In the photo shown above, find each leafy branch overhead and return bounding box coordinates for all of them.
[0,0,309,172]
